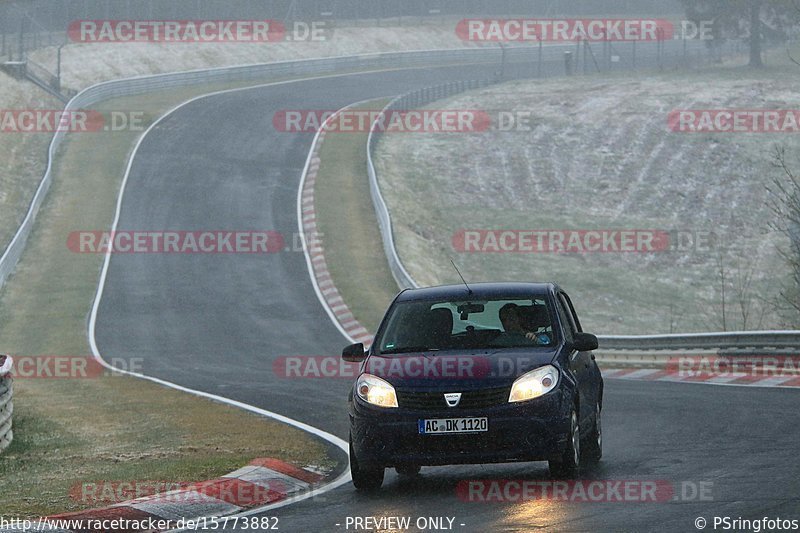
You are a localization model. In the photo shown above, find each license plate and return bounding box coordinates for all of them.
[418,417,488,435]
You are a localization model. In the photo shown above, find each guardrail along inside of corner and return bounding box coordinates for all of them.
[366,78,502,291]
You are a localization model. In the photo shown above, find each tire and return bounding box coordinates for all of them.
[549,410,581,478]
[395,464,421,477]
[582,402,602,464]
[350,436,384,491]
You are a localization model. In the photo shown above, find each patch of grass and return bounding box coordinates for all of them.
[1,378,328,517]
[314,100,399,333]
[0,78,341,518]
[0,78,61,259]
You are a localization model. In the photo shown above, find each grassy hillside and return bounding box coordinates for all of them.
[374,66,800,334]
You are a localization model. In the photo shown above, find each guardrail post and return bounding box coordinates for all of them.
[683,32,688,66]
[56,44,63,91]
[583,39,589,74]
[17,18,24,61]
[564,50,573,76]
[537,39,543,77]
[499,43,507,80]
[0,355,13,454]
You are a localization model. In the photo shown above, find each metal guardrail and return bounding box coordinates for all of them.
[365,50,800,353]
[598,331,800,351]
[0,355,13,454]
[365,81,501,291]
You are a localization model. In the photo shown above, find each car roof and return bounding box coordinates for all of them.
[394,282,559,302]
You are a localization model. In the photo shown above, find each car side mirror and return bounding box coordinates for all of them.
[342,342,366,362]
[573,332,598,352]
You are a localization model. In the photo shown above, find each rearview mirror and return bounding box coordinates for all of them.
[573,332,598,352]
[342,342,366,362]
[457,302,484,319]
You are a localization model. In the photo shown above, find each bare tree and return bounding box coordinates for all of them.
[707,241,771,331]
[668,303,678,333]
[739,261,752,329]
[732,255,760,330]
[715,250,728,331]
[681,0,800,67]
[765,145,800,322]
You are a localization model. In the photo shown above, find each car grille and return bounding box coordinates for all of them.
[396,387,509,410]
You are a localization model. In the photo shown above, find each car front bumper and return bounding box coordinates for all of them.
[349,388,572,467]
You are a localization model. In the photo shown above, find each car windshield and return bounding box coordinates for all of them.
[376,297,555,354]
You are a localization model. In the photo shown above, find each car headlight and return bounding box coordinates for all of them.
[509,365,559,403]
[356,373,398,408]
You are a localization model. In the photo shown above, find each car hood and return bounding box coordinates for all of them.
[364,348,559,391]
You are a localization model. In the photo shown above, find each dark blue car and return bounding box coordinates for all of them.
[343,282,603,490]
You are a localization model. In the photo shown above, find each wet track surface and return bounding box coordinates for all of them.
[94,54,800,531]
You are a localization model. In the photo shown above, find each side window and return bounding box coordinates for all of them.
[555,295,575,344]
[561,292,583,333]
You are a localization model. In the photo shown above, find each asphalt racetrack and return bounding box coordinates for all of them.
[93,55,800,532]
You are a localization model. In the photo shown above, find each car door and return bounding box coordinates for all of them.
[557,292,593,430]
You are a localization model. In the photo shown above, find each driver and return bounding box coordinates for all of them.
[498,303,549,346]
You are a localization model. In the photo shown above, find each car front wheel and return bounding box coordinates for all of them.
[549,409,581,478]
[350,436,384,491]
[582,402,602,464]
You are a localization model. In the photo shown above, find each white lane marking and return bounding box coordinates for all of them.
[224,466,311,494]
[130,493,241,521]
[705,374,746,384]
[617,369,661,379]
[757,376,796,387]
